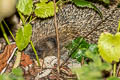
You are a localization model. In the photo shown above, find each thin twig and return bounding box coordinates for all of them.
[53,0,60,79]
[84,3,118,38]
[41,52,45,70]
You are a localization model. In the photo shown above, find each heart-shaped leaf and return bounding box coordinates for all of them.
[98,32,120,63]
[16,23,32,51]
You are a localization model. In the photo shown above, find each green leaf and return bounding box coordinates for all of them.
[88,44,98,54]
[0,75,4,80]
[98,32,120,63]
[66,37,100,62]
[0,74,12,80]
[72,48,87,62]
[85,50,101,65]
[72,0,103,18]
[35,1,58,18]
[40,0,48,3]
[100,0,110,4]
[16,0,33,15]
[66,37,89,62]
[12,68,23,76]
[0,68,24,80]
[66,37,89,51]
[72,47,111,80]
[72,55,111,80]
[85,44,99,61]
[72,66,102,80]
[16,23,32,51]
[107,76,120,80]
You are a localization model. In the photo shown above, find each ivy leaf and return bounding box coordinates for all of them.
[66,37,89,51]
[16,23,32,51]
[66,37,89,62]
[66,37,99,62]
[16,0,33,15]
[35,1,58,18]
[98,32,120,63]
[72,0,103,18]
[72,48,87,62]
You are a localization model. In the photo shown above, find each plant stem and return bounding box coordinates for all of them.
[53,0,60,79]
[29,16,33,22]
[113,63,117,77]
[24,16,30,24]
[18,11,25,25]
[28,17,37,24]
[30,41,40,66]
[3,20,15,41]
[0,22,10,44]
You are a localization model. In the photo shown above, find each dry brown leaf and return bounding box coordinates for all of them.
[20,52,33,67]
[0,44,16,72]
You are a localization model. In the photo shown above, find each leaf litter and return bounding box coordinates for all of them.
[0,43,76,80]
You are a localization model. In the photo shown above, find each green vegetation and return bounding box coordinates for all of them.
[1,0,120,80]
[16,24,32,51]
[66,20,120,80]
[0,68,24,80]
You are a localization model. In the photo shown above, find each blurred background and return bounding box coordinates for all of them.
[0,0,17,21]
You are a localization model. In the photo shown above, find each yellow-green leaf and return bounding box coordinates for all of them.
[16,24,32,51]
[16,0,33,15]
[35,1,58,18]
[40,0,48,3]
[98,32,120,63]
